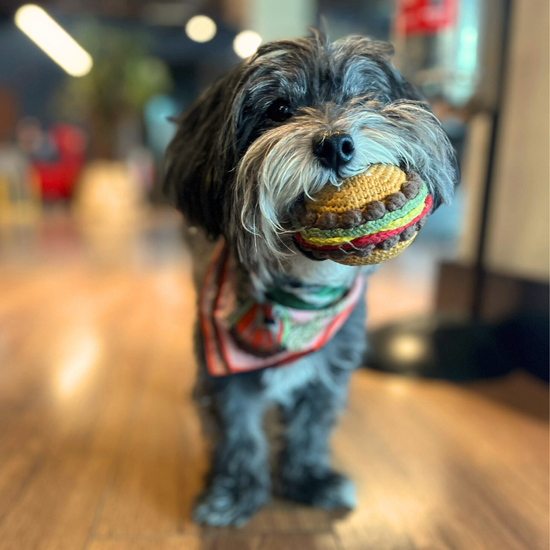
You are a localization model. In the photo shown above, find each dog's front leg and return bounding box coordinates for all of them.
[193,373,270,526]
[277,371,356,510]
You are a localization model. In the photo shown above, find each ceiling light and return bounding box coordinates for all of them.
[233,30,261,59]
[15,4,93,77]
[185,15,217,43]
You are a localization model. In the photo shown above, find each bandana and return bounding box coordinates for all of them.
[200,241,365,377]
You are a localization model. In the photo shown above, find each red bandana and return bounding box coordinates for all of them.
[200,241,365,377]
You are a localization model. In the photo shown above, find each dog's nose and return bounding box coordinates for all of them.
[312,132,355,172]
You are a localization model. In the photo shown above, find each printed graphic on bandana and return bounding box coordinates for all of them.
[230,301,284,356]
[200,242,364,377]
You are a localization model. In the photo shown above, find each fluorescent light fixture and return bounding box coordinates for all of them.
[233,30,261,59]
[15,4,93,77]
[185,15,217,43]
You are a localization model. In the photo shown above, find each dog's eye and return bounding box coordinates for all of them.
[266,100,292,122]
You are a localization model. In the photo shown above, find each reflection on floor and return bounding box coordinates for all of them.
[0,208,547,550]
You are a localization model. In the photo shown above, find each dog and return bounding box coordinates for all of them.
[164,31,455,527]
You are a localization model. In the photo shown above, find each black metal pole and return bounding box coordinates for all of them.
[471,0,514,320]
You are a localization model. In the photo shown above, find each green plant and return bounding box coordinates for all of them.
[55,19,173,159]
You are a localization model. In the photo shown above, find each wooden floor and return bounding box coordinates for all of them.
[0,210,548,550]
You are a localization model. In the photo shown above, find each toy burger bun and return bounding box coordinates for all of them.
[294,164,433,266]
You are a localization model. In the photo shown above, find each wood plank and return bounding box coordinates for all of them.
[87,534,339,550]
[0,275,156,550]
[92,283,202,537]
[0,453,110,550]
[332,371,549,550]
[87,537,261,550]
[87,538,204,550]
[260,534,341,550]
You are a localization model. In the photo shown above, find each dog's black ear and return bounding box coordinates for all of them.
[394,79,460,206]
[163,67,243,238]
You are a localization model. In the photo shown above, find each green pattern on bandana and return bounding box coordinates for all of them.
[283,317,325,350]
[266,285,348,310]
[274,286,357,351]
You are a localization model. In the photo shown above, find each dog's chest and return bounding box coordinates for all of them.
[261,355,320,405]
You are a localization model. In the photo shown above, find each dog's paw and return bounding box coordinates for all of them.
[193,476,270,527]
[278,469,356,510]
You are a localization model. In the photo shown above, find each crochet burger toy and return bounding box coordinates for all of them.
[294,164,433,266]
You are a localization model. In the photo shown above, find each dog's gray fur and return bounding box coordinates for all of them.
[164,31,456,526]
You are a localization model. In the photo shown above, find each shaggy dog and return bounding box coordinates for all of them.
[164,31,455,527]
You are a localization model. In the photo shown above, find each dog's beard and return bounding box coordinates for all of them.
[232,99,455,273]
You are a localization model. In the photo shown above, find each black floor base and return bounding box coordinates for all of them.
[365,313,549,382]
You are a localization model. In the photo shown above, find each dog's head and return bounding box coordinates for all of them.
[164,32,456,275]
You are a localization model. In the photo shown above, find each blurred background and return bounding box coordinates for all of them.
[0,1,548,548]
[0,0,547,378]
